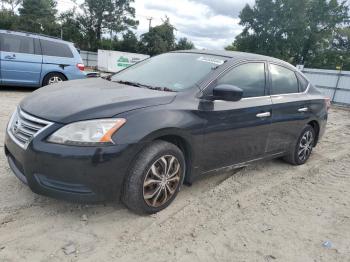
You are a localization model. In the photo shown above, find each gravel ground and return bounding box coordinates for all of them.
[0,87,350,262]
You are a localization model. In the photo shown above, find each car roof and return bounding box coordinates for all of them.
[172,49,296,70]
[0,29,73,45]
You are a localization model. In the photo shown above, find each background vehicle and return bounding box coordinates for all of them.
[4,51,328,214]
[0,30,86,87]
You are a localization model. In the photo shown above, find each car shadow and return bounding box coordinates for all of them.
[0,85,37,92]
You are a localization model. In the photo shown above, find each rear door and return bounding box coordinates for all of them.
[200,61,273,172]
[267,63,312,153]
[0,33,42,86]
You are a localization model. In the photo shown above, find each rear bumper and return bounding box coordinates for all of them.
[4,128,143,203]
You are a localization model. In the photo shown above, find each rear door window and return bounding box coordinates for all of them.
[216,62,266,98]
[0,33,34,54]
[270,64,299,95]
[40,40,73,58]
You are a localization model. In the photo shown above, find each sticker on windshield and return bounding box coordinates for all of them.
[197,56,225,65]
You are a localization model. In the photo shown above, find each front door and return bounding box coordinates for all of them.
[0,33,42,86]
[199,62,272,172]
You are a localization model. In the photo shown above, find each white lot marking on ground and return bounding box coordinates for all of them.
[0,88,349,262]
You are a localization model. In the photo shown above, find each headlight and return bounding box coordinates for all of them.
[47,118,126,145]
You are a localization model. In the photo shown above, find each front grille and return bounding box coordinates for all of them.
[7,108,53,149]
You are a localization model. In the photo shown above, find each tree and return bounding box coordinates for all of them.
[228,0,349,68]
[176,37,195,50]
[18,0,59,35]
[118,30,140,53]
[225,42,237,51]
[2,0,22,13]
[0,9,19,30]
[78,0,138,51]
[139,17,176,56]
[59,9,84,48]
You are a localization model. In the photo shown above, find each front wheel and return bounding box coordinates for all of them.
[122,141,185,214]
[283,125,315,165]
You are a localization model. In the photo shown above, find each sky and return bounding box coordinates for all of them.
[57,0,255,50]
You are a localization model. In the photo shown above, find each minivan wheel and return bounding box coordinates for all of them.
[283,125,315,165]
[122,141,185,214]
[43,73,66,86]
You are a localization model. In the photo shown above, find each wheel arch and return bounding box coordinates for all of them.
[151,132,194,185]
[307,120,320,146]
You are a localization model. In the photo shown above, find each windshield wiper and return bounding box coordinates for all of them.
[115,80,176,92]
[142,86,176,92]
[114,80,143,87]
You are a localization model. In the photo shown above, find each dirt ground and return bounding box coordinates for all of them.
[0,87,349,262]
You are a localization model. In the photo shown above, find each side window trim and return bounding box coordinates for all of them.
[34,38,42,55]
[207,60,268,99]
[295,72,310,93]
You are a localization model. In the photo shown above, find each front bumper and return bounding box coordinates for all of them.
[4,126,142,203]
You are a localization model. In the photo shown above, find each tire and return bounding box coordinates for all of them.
[122,140,185,214]
[283,124,316,165]
[42,73,66,86]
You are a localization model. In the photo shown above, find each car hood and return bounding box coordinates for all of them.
[20,78,176,123]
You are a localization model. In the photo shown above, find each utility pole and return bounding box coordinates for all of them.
[147,17,153,31]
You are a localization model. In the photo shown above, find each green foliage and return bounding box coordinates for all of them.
[78,0,138,51]
[139,17,176,56]
[118,30,139,53]
[225,42,237,51]
[59,9,84,47]
[18,0,59,36]
[0,0,195,54]
[0,9,19,30]
[228,0,350,70]
[176,37,195,50]
[2,0,22,13]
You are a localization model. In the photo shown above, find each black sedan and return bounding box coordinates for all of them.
[4,50,328,214]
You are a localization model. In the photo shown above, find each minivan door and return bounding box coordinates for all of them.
[199,62,273,172]
[0,33,42,86]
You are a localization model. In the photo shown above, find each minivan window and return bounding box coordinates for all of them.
[41,39,73,58]
[216,63,266,98]
[0,33,34,54]
[270,64,299,95]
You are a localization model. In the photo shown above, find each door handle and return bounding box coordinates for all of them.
[256,112,271,118]
[298,107,309,112]
[5,55,16,60]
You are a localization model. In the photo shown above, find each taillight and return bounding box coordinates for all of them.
[325,97,331,111]
[77,63,85,71]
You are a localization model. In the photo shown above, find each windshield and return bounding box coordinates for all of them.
[111,53,227,91]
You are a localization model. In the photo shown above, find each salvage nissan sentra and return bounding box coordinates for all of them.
[4,50,328,214]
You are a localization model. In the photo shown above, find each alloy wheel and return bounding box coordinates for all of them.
[143,155,181,208]
[48,76,63,85]
[298,130,314,161]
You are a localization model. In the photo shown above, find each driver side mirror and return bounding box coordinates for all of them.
[212,84,243,102]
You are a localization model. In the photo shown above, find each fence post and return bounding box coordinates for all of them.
[86,52,90,67]
[332,69,342,102]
